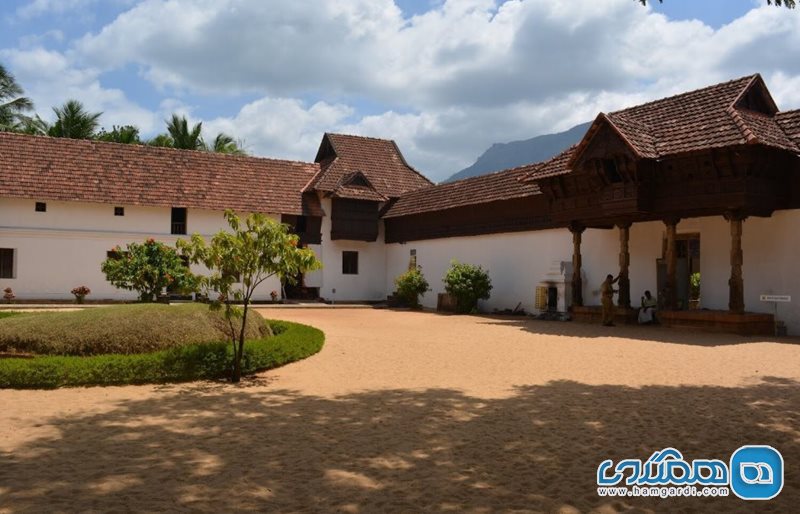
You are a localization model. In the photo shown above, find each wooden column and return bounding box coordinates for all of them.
[663,218,680,310]
[570,223,584,308]
[725,211,746,313]
[617,222,632,309]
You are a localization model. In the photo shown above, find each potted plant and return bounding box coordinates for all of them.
[71,285,91,304]
[394,266,430,309]
[3,287,14,304]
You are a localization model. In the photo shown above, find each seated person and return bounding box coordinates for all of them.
[638,290,657,324]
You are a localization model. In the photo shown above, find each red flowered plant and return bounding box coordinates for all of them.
[71,286,91,304]
[2,287,14,304]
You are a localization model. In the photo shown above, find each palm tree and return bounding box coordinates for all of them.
[147,133,175,147]
[12,114,49,135]
[96,125,141,144]
[166,114,205,150]
[211,132,246,155]
[48,100,102,139]
[0,63,34,131]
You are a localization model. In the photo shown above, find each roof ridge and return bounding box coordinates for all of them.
[325,132,398,143]
[0,131,320,170]
[390,139,434,187]
[725,105,759,145]
[610,74,757,116]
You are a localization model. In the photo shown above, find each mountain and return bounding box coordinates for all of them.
[444,121,590,183]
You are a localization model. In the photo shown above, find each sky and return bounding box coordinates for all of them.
[2,0,800,182]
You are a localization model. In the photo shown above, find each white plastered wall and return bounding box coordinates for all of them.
[0,198,281,300]
[385,211,800,334]
[313,197,387,302]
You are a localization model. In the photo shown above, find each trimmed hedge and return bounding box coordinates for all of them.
[0,320,323,389]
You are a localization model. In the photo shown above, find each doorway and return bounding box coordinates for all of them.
[656,233,700,310]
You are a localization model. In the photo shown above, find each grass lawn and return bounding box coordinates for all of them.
[0,304,324,388]
[0,303,266,356]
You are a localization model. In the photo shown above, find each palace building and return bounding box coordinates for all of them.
[1,74,798,335]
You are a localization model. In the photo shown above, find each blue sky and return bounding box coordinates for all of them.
[1,0,798,181]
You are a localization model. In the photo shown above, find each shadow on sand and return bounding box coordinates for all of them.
[471,314,800,347]
[1,377,798,512]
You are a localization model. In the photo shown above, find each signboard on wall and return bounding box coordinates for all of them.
[760,295,791,303]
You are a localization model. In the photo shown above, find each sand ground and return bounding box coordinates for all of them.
[1,308,799,513]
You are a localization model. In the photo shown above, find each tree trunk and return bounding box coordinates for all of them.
[231,300,250,383]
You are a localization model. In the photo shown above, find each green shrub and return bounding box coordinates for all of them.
[0,304,266,356]
[394,266,430,308]
[101,239,197,302]
[443,260,493,314]
[0,320,323,389]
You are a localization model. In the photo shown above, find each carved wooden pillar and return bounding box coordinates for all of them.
[725,211,746,313]
[617,222,632,309]
[663,218,680,310]
[570,223,584,308]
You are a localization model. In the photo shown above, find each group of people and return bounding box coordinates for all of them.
[600,274,658,327]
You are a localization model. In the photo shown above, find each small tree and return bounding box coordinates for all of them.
[394,266,430,308]
[443,260,492,314]
[101,239,196,302]
[178,211,321,382]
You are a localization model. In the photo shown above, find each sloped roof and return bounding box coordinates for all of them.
[383,163,540,218]
[570,75,799,166]
[307,133,432,199]
[521,146,577,182]
[775,110,800,148]
[0,132,324,216]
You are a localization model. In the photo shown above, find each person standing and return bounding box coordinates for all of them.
[601,274,620,326]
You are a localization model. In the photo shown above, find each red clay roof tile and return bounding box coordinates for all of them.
[0,132,324,216]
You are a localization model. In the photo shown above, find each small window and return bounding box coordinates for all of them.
[295,215,308,233]
[114,206,125,216]
[35,202,47,212]
[0,248,15,279]
[342,251,359,275]
[602,158,623,183]
[106,250,129,260]
[171,207,187,235]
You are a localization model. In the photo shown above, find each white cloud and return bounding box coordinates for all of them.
[203,97,354,161]
[5,0,800,180]
[0,47,159,133]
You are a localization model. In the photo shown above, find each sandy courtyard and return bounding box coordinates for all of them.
[1,308,799,513]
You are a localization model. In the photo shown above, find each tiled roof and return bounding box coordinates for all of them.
[521,146,576,182]
[0,132,324,217]
[776,110,800,148]
[383,164,540,218]
[308,133,432,199]
[733,108,798,152]
[597,74,799,158]
[604,75,759,157]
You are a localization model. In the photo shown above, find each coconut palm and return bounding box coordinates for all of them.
[48,100,102,139]
[96,125,141,144]
[166,114,205,150]
[211,132,246,155]
[147,133,175,147]
[12,114,49,135]
[0,64,34,131]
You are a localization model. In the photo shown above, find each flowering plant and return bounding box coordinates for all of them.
[71,285,91,304]
[270,290,279,302]
[3,287,14,303]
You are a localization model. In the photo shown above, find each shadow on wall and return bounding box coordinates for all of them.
[2,378,798,512]
[471,315,800,347]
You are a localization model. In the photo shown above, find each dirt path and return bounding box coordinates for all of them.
[1,309,798,512]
